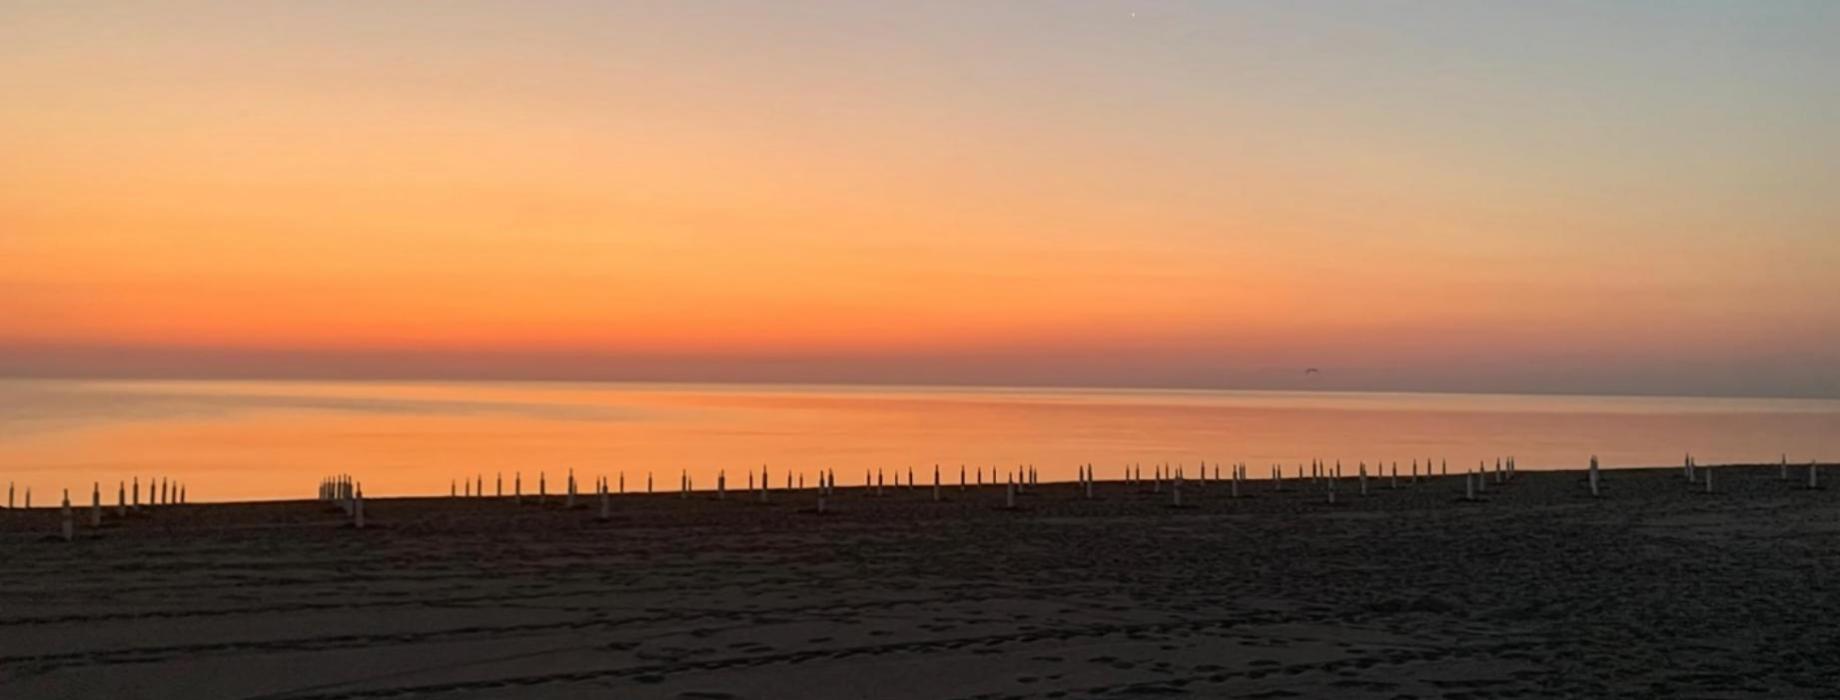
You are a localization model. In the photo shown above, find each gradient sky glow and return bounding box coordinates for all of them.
[3,1,1836,397]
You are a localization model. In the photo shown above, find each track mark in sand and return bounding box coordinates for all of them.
[0,591,565,628]
[0,565,1034,630]
[239,612,1315,699]
[976,641,1531,700]
[0,570,854,628]
[239,644,590,700]
[0,593,1038,671]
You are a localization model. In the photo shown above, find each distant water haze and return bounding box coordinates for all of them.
[2,379,1835,503]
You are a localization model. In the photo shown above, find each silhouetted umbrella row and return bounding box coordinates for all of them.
[9,456,1828,540]
[4,476,188,542]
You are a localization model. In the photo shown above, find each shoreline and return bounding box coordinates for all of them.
[0,462,1827,517]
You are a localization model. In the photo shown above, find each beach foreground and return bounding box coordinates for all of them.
[2,466,1836,699]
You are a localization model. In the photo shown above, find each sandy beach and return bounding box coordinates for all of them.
[2,464,1836,699]
[10,2,1835,697]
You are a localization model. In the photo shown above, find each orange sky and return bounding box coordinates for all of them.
[2,3,1835,397]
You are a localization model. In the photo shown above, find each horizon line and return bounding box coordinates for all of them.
[5,371,1836,404]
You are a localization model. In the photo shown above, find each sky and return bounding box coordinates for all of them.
[2,1,1836,397]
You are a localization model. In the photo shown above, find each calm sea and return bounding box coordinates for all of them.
[2,379,1836,502]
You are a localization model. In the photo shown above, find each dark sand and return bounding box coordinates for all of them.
[2,465,1837,698]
